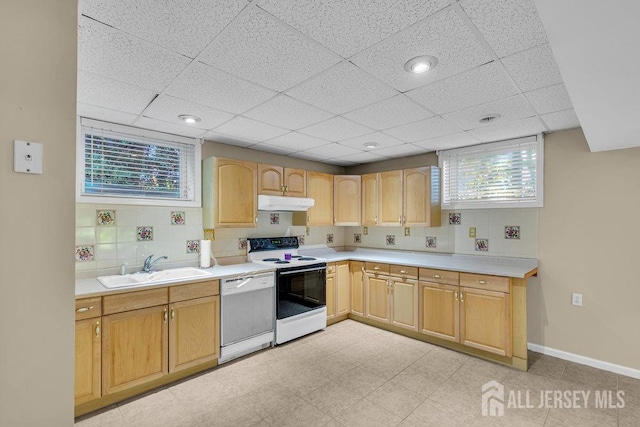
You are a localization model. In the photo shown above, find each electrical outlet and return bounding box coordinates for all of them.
[404,227,410,236]
[572,293,583,306]
[306,227,310,236]
[469,227,476,238]
[363,227,368,235]
[203,229,214,240]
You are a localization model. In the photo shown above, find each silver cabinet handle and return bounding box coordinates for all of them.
[76,306,93,313]
[433,274,441,279]
[477,280,488,285]
[454,290,458,301]
[163,308,168,324]
[171,307,175,321]
[95,321,100,337]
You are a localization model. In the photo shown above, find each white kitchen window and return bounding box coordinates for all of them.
[77,118,201,207]
[439,135,543,209]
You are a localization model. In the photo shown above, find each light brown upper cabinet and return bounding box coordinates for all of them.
[378,170,403,226]
[293,171,333,226]
[257,164,306,197]
[361,173,378,226]
[334,175,361,226]
[203,157,257,228]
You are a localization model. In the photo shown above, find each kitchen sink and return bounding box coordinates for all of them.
[98,267,212,289]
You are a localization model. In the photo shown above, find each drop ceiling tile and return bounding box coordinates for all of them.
[384,116,460,143]
[243,95,333,130]
[299,116,374,142]
[257,0,449,58]
[77,70,157,115]
[165,62,277,114]
[442,95,535,130]
[412,132,481,151]
[468,116,546,143]
[339,132,406,150]
[78,17,190,92]
[461,0,548,58]
[247,142,298,155]
[332,151,391,164]
[144,95,235,130]
[406,62,520,114]
[373,143,427,158]
[290,149,335,162]
[343,95,433,131]
[212,116,289,142]
[133,117,207,138]
[285,62,398,115]
[501,43,563,92]
[77,103,138,126]
[525,83,574,115]
[351,7,494,92]
[298,143,361,158]
[199,9,341,92]
[201,131,256,147]
[264,132,331,151]
[541,109,581,131]
[80,0,247,58]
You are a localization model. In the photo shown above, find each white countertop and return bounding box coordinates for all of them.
[75,263,277,298]
[75,249,537,298]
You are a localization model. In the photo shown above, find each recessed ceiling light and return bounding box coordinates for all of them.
[178,114,201,124]
[404,55,439,74]
[363,142,379,149]
[478,114,501,124]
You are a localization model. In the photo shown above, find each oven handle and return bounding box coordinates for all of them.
[278,267,326,275]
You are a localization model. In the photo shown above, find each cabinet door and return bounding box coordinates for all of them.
[378,170,403,226]
[403,167,441,227]
[214,158,257,227]
[350,261,365,317]
[365,275,390,323]
[460,288,512,357]
[335,261,351,316]
[102,305,168,395]
[169,296,220,373]
[306,171,334,226]
[334,175,361,226]
[75,317,101,405]
[419,282,459,342]
[258,164,284,195]
[390,278,418,331]
[326,273,336,320]
[284,168,306,197]
[361,173,378,226]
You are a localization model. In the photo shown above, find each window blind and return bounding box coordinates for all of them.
[81,124,196,202]
[439,135,543,209]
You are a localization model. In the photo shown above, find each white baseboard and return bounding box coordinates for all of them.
[528,342,640,380]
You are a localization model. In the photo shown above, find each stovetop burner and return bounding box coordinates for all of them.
[263,258,281,262]
[274,260,290,264]
[298,257,316,261]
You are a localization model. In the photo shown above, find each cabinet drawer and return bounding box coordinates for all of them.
[365,262,390,275]
[169,280,220,303]
[390,265,418,280]
[419,268,459,286]
[460,273,510,293]
[103,288,168,315]
[75,297,102,320]
[326,263,336,276]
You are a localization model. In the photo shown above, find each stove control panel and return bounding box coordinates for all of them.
[248,237,299,252]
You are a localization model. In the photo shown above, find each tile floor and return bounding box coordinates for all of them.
[76,320,640,426]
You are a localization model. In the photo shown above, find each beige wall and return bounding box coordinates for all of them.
[532,128,640,370]
[0,1,77,425]
[345,152,438,174]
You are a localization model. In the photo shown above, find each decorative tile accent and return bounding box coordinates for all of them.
[137,226,153,241]
[426,237,437,248]
[186,240,200,254]
[449,212,461,225]
[270,213,280,224]
[386,235,396,245]
[75,245,94,261]
[298,235,305,245]
[238,238,247,250]
[505,225,520,239]
[171,211,186,225]
[326,233,334,244]
[204,229,215,240]
[96,210,116,226]
[475,238,489,252]
[354,233,362,244]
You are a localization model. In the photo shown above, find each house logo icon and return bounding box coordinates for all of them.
[482,380,504,416]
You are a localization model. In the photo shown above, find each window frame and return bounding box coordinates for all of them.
[438,134,544,210]
[76,118,201,207]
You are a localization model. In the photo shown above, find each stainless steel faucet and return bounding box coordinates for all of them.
[142,254,168,272]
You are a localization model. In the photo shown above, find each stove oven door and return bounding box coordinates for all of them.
[276,264,326,319]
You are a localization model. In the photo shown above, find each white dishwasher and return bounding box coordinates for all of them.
[220,271,275,364]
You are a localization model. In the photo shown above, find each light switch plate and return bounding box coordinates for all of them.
[468,227,477,238]
[14,140,43,174]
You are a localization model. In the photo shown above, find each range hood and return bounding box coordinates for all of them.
[258,194,314,211]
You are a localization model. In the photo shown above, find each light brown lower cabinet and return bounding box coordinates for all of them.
[364,264,419,331]
[349,261,365,317]
[74,317,101,405]
[326,261,350,320]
